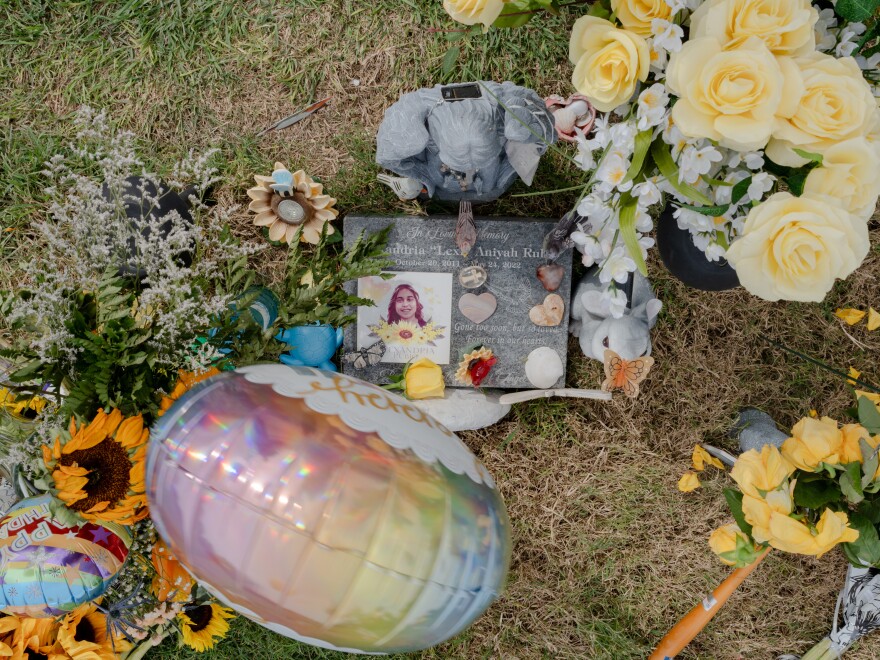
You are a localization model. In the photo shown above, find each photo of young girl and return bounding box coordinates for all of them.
[357,272,452,364]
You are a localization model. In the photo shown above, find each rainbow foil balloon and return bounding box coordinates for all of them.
[0,494,131,617]
[146,364,511,653]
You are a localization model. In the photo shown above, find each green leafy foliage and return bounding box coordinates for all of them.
[650,140,712,206]
[835,0,880,22]
[724,488,753,536]
[3,270,174,419]
[840,461,865,505]
[859,396,880,434]
[843,508,880,567]
[718,533,765,569]
[617,194,648,276]
[622,130,652,185]
[276,225,393,330]
[793,472,844,509]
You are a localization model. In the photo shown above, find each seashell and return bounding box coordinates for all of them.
[544,94,597,143]
[525,347,563,389]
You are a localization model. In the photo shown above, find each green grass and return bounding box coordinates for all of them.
[3,0,880,658]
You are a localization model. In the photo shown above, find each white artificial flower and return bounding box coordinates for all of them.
[678,145,723,184]
[576,193,614,224]
[815,8,838,51]
[856,52,880,72]
[663,124,693,160]
[639,234,656,259]
[596,152,633,192]
[636,83,670,131]
[648,42,669,75]
[634,207,654,232]
[747,171,775,202]
[727,150,765,170]
[651,19,684,53]
[674,206,715,233]
[600,246,637,284]
[714,170,749,205]
[609,121,638,155]
[573,127,597,172]
[606,287,629,319]
[664,0,700,15]
[591,114,612,150]
[836,24,865,57]
[705,242,726,262]
[632,180,662,208]
[690,231,712,252]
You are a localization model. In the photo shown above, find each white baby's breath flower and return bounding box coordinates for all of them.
[678,145,723,184]
[651,19,683,52]
[634,207,654,232]
[836,23,866,58]
[636,83,670,131]
[674,206,715,233]
[573,127,597,172]
[606,287,629,319]
[648,41,669,75]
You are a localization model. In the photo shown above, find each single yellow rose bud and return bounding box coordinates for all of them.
[709,523,750,566]
[781,416,844,471]
[404,357,446,400]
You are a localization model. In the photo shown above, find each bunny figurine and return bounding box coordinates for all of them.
[569,269,662,361]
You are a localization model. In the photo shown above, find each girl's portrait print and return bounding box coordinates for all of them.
[357,272,452,364]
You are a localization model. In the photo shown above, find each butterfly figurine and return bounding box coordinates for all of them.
[341,340,386,369]
[601,349,654,399]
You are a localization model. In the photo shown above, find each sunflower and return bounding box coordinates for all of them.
[55,603,129,659]
[158,368,221,416]
[389,320,423,345]
[455,346,497,387]
[370,321,397,343]
[247,162,338,245]
[0,387,47,423]
[178,603,235,652]
[151,539,194,603]
[7,616,63,659]
[42,408,149,525]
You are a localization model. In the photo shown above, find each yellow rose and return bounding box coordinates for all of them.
[666,37,802,151]
[781,417,843,471]
[569,17,649,112]
[609,0,671,35]
[839,423,873,465]
[768,53,876,167]
[730,444,794,498]
[804,139,880,221]
[725,193,868,302]
[741,488,793,544]
[709,523,753,566]
[443,0,507,28]
[767,508,858,558]
[404,357,446,400]
[689,0,818,56]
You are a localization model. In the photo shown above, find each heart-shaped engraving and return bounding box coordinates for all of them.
[458,292,497,324]
[536,263,564,292]
[529,294,564,327]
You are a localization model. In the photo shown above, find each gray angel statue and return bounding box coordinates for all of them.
[376,81,556,254]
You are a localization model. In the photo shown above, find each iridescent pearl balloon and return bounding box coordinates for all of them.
[146,365,511,654]
[0,494,131,617]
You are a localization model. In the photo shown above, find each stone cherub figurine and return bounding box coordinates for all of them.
[376,81,556,254]
[569,269,662,361]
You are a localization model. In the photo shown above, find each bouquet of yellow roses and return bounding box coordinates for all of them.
[444,0,880,308]
[712,395,880,570]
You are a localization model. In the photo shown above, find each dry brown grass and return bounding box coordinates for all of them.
[3,1,880,658]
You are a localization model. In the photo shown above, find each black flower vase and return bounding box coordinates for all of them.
[656,203,740,291]
[101,176,203,280]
